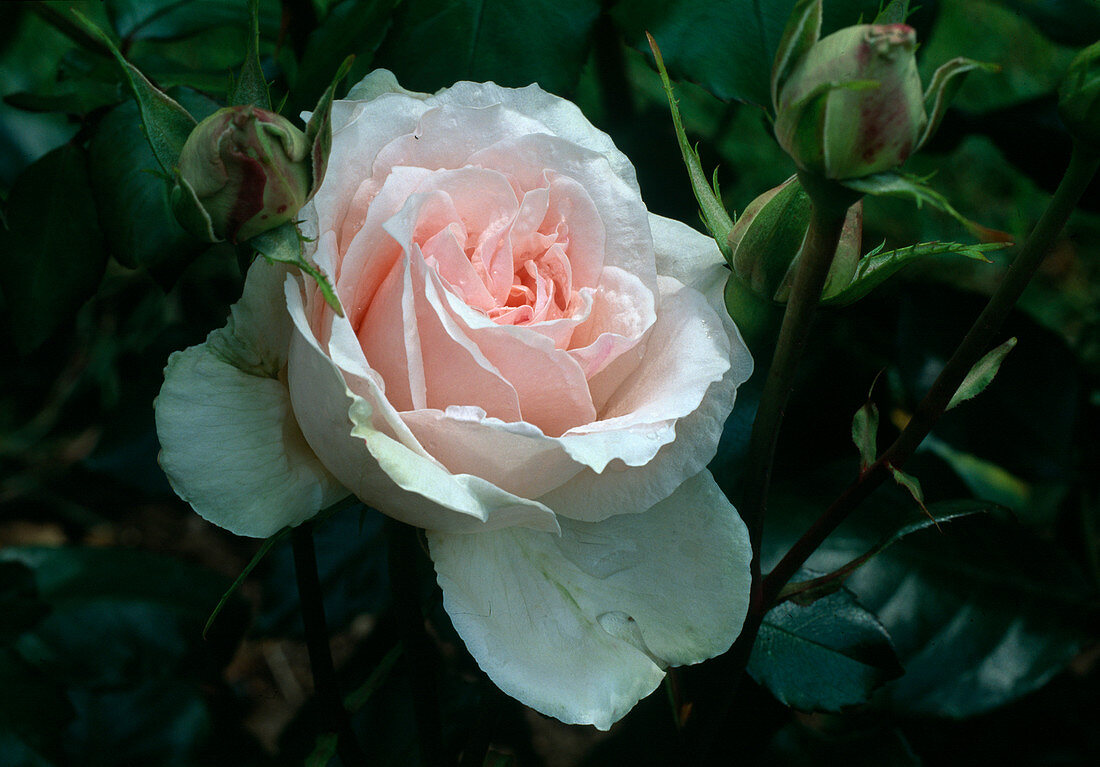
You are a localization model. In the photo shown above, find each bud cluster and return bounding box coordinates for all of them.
[172,106,313,243]
[770,1,994,182]
[775,24,924,180]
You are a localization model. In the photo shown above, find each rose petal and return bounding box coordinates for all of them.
[469,133,656,295]
[155,259,347,538]
[309,96,431,238]
[428,470,751,730]
[369,103,549,181]
[541,222,753,522]
[285,274,559,534]
[569,265,655,400]
[381,191,597,435]
[430,78,641,194]
[401,407,585,498]
[551,274,731,473]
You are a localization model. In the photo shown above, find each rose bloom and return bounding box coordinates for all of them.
[156,71,753,729]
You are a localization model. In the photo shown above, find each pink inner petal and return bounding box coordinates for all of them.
[324,110,661,435]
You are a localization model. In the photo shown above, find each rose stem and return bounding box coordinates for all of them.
[680,174,855,766]
[760,140,1100,607]
[290,521,366,765]
[739,172,857,581]
[387,519,444,766]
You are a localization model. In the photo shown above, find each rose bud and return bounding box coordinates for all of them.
[1059,40,1100,150]
[730,175,862,301]
[172,105,311,242]
[774,23,925,180]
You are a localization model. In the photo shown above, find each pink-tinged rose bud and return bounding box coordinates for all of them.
[1059,40,1100,150]
[173,105,311,242]
[774,24,926,180]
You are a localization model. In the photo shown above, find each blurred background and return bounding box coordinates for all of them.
[1,0,1099,764]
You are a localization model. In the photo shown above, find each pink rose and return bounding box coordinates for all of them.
[156,71,753,728]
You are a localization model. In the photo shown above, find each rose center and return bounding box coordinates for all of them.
[417,181,583,330]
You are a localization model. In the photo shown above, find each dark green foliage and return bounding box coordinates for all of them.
[0,547,249,766]
[612,0,887,108]
[1,0,1098,765]
[749,584,904,711]
[0,144,107,353]
[87,100,203,282]
[374,0,602,95]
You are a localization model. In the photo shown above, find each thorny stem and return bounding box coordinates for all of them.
[291,522,367,765]
[761,141,1100,608]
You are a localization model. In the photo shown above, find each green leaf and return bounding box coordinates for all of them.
[771,0,822,108]
[611,0,885,108]
[306,733,340,767]
[69,9,197,174]
[304,55,354,200]
[918,57,1000,150]
[823,240,1007,305]
[251,222,343,315]
[916,0,1076,113]
[852,401,879,472]
[292,0,400,113]
[923,435,1032,512]
[888,463,930,516]
[765,463,1094,718]
[851,376,880,473]
[374,0,602,94]
[170,175,220,243]
[648,33,733,257]
[873,0,911,24]
[88,100,204,281]
[26,3,114,55]
[748,583,904,711]
[778,499,996,606]
[105,0,280,42]
[848,514,1093,716]
[4,79,123,115]
[723,270,783,353]
[19,607,214,764]
[843,171,996,237]
[0,144,107,353]
[991,0,1100,46]
[947,337,1017,410]
[229,0,271,109]
[0,547,248,763]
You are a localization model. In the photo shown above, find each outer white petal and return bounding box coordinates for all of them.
[155,260,347,538]
[428,470,751,730]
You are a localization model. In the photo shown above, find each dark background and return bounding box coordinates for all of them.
[1,0,1099,764]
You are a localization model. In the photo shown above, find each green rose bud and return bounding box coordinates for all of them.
[1059,40,1100,150]
[172,105,311,242]
[729,175,862,301]
[774,24,925,180]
